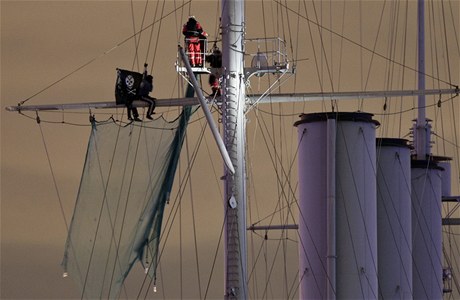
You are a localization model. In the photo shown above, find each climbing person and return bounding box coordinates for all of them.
[206,44,222,69]
[138,64,156,120]
[182,16,208,67]
[208,74,221,97]
[206,45,222,97]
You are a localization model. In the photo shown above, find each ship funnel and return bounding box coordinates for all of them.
[295,112,379,299]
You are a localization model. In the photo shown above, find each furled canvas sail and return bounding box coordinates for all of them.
[62,107,193,299]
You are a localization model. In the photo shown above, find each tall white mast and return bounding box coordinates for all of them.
[221,0,248,299]
[415,0,428,159]
[412,1,444,298]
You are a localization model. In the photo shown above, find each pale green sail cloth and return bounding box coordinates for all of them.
[62,107,193,298]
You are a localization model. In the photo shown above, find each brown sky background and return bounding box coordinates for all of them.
[2,1,460,299]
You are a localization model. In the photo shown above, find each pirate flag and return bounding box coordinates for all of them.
[115,69,143,105]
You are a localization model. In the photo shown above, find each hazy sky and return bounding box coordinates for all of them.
[2,1,459,299]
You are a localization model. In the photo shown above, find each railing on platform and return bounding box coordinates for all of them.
[176,37,291,77]
[176,37,210,74]
[244,37,290,77]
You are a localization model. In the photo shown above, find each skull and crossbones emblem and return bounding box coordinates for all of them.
[125,75,135,89]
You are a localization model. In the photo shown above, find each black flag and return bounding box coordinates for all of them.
[115,69,143,105]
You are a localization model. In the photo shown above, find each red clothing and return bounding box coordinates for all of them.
[209,74,221,97]
[186,38,202,66]
[182,18,207,67]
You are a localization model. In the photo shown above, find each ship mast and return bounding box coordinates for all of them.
[221,0,248,298]
[415,0,428,159]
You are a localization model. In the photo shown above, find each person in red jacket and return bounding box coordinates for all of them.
[182,16,208,67]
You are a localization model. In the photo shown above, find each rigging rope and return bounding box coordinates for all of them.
[80,119,126,299]
[277,0,457,87]
[204,210,227,300]
[301,0,327,113]
[19,1,192,106]
[37,120,70,231]
[184,134,203,299]
[247,118,336,298]
[106,121,151,296]
[32,0,458,298]
[137,107,207,298]
[411,163,445,297]
[339,125,379,299]
[373,138,414,297]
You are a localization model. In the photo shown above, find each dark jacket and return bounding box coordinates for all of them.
[182,18,206,38]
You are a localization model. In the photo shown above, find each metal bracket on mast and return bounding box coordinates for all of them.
[178,45,235,174]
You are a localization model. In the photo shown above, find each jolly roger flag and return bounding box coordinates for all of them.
[115,69,144,105]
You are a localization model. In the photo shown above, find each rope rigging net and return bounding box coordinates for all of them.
[62,107,193,299]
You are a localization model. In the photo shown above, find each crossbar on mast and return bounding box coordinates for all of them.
[442,218,460,226]
[247,224,298,231]
[249,88,458,105]
[4,98,199,112]
[5,88,457,112]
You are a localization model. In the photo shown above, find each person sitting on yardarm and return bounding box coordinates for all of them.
[138,64,156,120]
